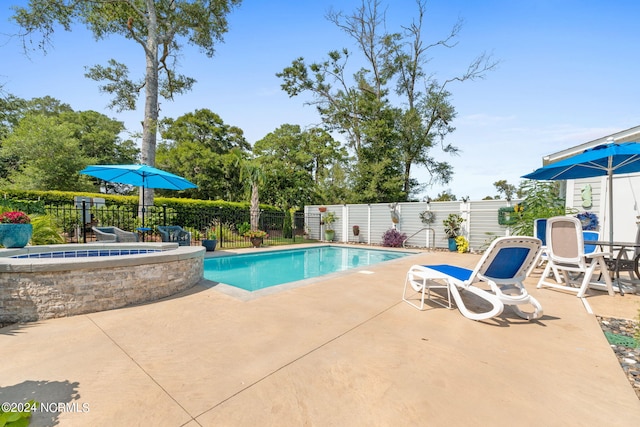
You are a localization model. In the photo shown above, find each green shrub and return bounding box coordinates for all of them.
[30,214,65,245]
[283,211,293,238]
[510,181,568,236]
[237,222,251,236]
[0,399,36,426]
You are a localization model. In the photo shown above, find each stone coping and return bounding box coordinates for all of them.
[0,243,204,272]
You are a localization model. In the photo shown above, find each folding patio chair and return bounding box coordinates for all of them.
[536,216,614,297]
[403,236,543,320]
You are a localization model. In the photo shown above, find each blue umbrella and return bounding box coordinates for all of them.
[80,164,197,226]
[522,142,640,244]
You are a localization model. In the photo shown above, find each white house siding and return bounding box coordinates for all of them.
[606,174,640,242]
[564,174,640,242]
[566,177,604,237]
[541,126,640,243]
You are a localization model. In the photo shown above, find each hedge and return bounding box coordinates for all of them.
[0,189,281,212]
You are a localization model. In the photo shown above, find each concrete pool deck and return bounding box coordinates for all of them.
[1,246,639,426]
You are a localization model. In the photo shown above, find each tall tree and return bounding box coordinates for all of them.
[253,124,347,207]
[232,148,264,231]
[61,110,139,166]
[493,179,517,201]
[0,95,136,189]
[12,0,242,206]
[0,113,94,191]
[0,103,138,192]
[0,96,72,141]
[0,95,27,179]
[278,0,497,201]
[156,108,249,200]
[433,190,457,201]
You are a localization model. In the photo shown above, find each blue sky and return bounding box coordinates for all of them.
[1,0,639,201]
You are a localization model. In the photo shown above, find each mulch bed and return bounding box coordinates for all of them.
[597,316,640,399]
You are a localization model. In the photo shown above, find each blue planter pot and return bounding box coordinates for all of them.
[202,239,217,251]
[0,223,33,248]
[448,237,458,252]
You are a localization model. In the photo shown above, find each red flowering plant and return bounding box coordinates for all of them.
[0,211,31,224]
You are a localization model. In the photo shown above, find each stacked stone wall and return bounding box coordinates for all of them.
[0,247,203,323]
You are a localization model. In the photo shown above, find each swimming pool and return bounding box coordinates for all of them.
[204,246,411,291]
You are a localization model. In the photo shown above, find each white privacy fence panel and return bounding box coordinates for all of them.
[466,200,520,251]
[345,204,369,243]
[369,203,395,244]
[306,199,521,250]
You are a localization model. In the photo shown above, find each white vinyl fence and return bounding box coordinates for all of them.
[305,199,521,251]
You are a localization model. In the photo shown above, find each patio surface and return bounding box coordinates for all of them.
[1,246,639,426]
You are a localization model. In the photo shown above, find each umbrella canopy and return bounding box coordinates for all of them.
[80,164,197,226]
[80,164,197,191]
[522,142,640,244]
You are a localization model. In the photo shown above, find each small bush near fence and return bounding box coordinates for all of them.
[382,229,407,247]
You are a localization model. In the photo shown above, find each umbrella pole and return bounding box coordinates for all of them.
[607,165,625,295]
[608,165,614,247]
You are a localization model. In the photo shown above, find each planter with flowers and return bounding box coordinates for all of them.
[244,229,268,247]
[0,211,32,248]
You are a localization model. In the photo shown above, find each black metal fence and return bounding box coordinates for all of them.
[42,202,313,248]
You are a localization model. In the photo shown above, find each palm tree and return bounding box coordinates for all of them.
[232,149,265,231]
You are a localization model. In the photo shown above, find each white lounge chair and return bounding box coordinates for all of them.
[536,216,614,297]
[403,236,544,320]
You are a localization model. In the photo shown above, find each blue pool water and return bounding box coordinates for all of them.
[204,246,411,291]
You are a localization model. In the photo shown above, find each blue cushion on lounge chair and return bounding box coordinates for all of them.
[484,247,530,279]
[422,264,472,282]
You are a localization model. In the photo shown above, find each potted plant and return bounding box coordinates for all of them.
[443,213,464,251]
[202,228,218,251]
[244,229,268,247]
[323,211,337,241]
[0,211,32,248]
